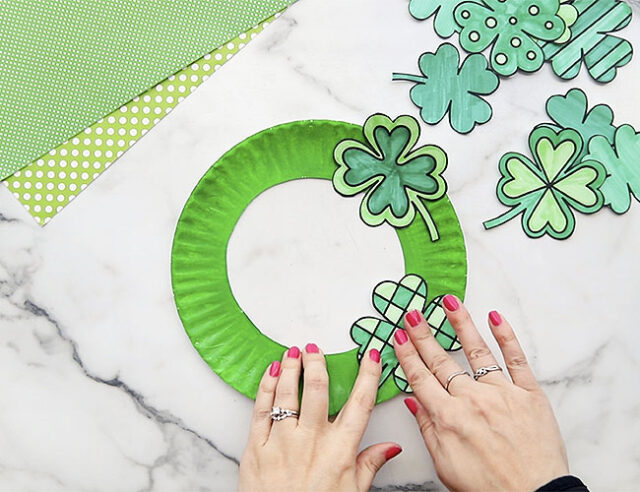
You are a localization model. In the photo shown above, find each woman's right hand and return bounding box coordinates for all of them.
[394,296,569,492]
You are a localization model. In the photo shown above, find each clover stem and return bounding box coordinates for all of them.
[392,73,427,84]
[413,198,440,242]
[483,205,526,230]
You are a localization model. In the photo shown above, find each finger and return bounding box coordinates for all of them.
[299,343,329,428]
[403,310,473,394]
[488,311,539,391]
[441,295,507,385]
[393,328,450,411]
[271,346,302,434]
[248,360,280,446]
[355,442,402,492]
[335,348,381,439]
[403,397,438,456]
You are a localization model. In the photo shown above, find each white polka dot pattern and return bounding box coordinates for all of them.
[2,17,277,225]
[0,1,293,180]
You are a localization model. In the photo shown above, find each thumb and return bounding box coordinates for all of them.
[355,442,402,491]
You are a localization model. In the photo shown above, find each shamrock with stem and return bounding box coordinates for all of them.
[484,126,606,240]
[393,43,499,135]
[333,114,447,241]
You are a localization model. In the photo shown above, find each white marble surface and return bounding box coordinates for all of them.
[2,0,640,490]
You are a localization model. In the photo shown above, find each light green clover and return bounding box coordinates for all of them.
[484,126,606,240]
[454,0,566,76]
[333,114,447,241]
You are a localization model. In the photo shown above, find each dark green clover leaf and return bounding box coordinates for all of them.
[350,274,461,393]
[540,0,633,83]
[333,114,447,241]
[454,0,566,76]
[545,88,616,160]
[393,43,499,134]
[484,126,606,240]
[586,125,640,215]
[408,0,472,38]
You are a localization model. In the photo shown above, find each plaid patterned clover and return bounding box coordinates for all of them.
[350,274,461,393]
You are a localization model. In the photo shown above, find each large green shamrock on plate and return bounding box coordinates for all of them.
[350,274,461,393]
[408,0,472,38]
[540,0,633,83]
[333,114,447,241]
[454,0,566,76]
[546,88,616,161]
[483,126,606,240]
[586,125,640,215]
[393,43,499,134]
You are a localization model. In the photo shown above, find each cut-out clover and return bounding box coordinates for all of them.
[393,43,499,134]
[586,125,640,215]
[483,126,607,240]
[554,0,578,44]
[408,0,470,38]
[540,0,633,83]
[546,88,616,161]
[350,274,461,393]
[455,0,567,76]
[333,114,447,241]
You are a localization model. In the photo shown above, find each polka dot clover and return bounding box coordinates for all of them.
[455,0,567,76]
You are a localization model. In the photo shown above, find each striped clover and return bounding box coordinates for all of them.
[350,274,461,393]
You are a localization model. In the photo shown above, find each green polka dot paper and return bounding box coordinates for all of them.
[0,0,295,181]
[2,17,276,225]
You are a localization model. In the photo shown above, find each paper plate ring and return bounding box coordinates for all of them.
[171,120,467,415]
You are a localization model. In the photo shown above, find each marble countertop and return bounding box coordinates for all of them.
[2,0,640,490]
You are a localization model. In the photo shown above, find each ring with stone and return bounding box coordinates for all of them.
[473,365,503,381]
[270,406,299,421]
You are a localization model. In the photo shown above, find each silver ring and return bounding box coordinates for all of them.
[445,371,470,392]
[270,406,299,421]
[473,365,502,380]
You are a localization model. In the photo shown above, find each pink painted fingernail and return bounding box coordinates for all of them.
[443,295,459,311]
[489,311,501,326]
[405,310,421,327]
[404,398,418,415]
[305,343,319,354]
[385,445,403,460]
[269,361,280,377]
[394,329,408,345]
[369,348,380,363]
[287,346,300,359]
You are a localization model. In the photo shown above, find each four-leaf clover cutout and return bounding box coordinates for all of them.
[333,114,447,241]
[393,43,500,134]
[350,274,461,393]
[455,0,567,76]
[483,126,606,239]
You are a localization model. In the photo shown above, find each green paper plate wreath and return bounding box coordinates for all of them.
[171,119,467,415]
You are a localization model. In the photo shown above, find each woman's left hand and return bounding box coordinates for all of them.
[238,343,402,492]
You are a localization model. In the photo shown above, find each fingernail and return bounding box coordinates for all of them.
[443,294,459,311]
[394,329,408,345]
[404,398,418,415]
[269,361,280,377]
[287,346,300,358]
[305,343,319,354]
[405,309,421,327]
[369,348,380,363]
[385,445,402,460]
[489,310,501,326]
